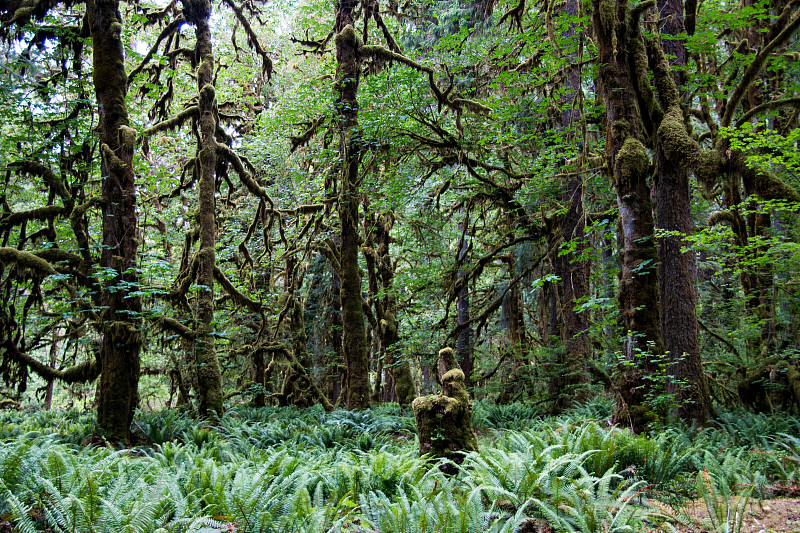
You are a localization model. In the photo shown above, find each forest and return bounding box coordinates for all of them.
[1,0,800,529]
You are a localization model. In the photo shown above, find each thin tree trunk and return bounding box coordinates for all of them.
[456,210,474,391]
[185,0,223,417]
[334,3,370,409]
[551,0,591,409]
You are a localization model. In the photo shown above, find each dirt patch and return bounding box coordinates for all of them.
[651,498,800,532]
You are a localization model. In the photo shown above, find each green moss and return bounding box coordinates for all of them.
[0,247,57,276]
[615,136,649,188]
[413,347,477,472]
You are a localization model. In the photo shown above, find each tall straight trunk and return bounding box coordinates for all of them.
[456,210,473,391]
[553,176,591,408]
[185,0,223,417]
[552,0,590,408]
[89,0,142,441]
[375,212,415,405]
[335,2,370,409]
[594,0,665,432]
[325,267,345,403]
[654,0,714,424]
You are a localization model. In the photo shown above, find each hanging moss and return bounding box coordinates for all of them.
[412,347,478,474]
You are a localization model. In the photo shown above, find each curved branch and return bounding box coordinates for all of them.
[722,7,800,127]
[221,0,273,79]
[735,96,800,127]
[128,16,185,86]
[213,265,261,313]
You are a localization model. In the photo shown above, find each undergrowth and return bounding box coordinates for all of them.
[0,400,797,532]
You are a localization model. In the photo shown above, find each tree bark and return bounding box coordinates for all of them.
[184,0,224,417]
[456,210,474,391]
[368,211,416,405]
[593,0,665,432]
[654,0,715,424]
[552,0,591,407]
[88,0,142,441]
[335,3,371,410]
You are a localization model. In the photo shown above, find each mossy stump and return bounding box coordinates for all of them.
[412,347,478,474]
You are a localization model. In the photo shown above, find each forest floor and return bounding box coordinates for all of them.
[653,498,800,532]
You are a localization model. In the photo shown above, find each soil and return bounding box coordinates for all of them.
[652,498,800,532]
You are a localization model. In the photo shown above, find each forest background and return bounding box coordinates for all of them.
[2,0,800,435]
[1,0,800,530]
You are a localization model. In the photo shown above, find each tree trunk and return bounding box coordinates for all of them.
[552,0,591,409]
[185,0,223,418]
[456,210,474,391]
[365,210,416,405]
[329,267,345,403]
[654,0,715,426]
[412,347,477,474]
[334,3,370,410]
[553,176,592,409]
[89,0,142,441]
[593,0,665,432]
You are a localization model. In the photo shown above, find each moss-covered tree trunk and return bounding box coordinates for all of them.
[552,175,591,409]
[184,0,224,417]
[329,266,345,403]
[334,1,371,410]
[653,0,715,425]
[88,0,142,441]
[412,347,477,474]
[365,210,416,405]
[593,0,665,432]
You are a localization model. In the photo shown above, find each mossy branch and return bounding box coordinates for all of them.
[312,241,341,273]
[359,44,491,115]
[127,16,184,86]
[142,106,199,142]
[216,144,275,208]
[498,0,526,31]
[739,160,800,203]
[1,0,41,30]
[221,0,273,79]
[735,96,800,127]
[722,7,800,127]
[698,318,741,359]
[4,336,99,383]
[11,160,70,201]
[158,316,195,340]
[371,3,403,53]
[1,205,65,228]
[290,115,326,153]
[0,247,57,276]
[708,210,734,226]
[213,265,261,313]
[630,0,655,22]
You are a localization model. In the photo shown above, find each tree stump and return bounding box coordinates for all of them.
[412,347,478,474]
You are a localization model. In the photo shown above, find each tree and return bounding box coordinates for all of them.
[333,2,372,410]
[1,0,142,441]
